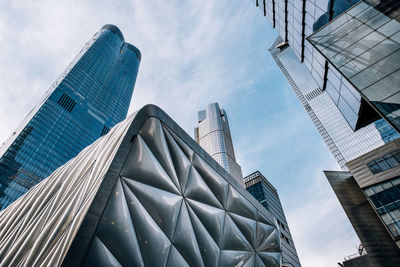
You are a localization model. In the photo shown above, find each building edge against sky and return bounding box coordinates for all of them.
[195,103,243,183]
[0,24,141,209]
[252,0,400,264]
[308,1,400,134]
[253,0,400,171]
[245,171,301,267]
[0,105,282,267]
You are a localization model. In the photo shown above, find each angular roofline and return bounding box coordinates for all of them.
[62,104,278,265]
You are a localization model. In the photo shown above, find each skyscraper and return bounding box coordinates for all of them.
[308,1,400,132]
[0,105,282,267]
[245,171,301,267]
[194,103,243,183]
[253,0,400,170]
[0,24,141,209]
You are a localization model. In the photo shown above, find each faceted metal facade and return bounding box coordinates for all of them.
[0,24,141,209]
[0,105,281,267]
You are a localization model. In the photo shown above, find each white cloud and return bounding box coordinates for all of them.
[0,1,361,266]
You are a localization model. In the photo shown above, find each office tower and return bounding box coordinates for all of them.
[245,171,301,267]
[194,103,243,183]
[308,1,400,132]
[0,24,141,209]
[0,105,282,267]
[254,1,400,170]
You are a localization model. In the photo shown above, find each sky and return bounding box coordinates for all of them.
[0,1,361,266]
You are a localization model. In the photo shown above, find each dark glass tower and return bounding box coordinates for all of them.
[0,24,141,209]
[245,171,301,267]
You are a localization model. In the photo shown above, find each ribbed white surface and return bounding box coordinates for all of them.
[0,113,136,267]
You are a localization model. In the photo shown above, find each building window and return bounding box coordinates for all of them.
[57,93,76,112]
[364,176,400,240]
[367,150,400,174]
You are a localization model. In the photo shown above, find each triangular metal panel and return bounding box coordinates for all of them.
[83,236,122,267]
[120,135,180,195]
[139,118,180,191]
[243,254,256,267]
[164,125,195,162]
[186,203,220,267]
[95,179,144,266]
[121,178,182,240]
[186,199,225,246]
[172,202,205,267]
[166,245,190,267]
[255,254,266,267]
[256,223,280,252]
[184,166,223,209]
[221,213,253,251]
[229,212,257,248]
[163,127,192,193]
[226,185,257,220]
[191,154,229,208]
[122,180,171,267]
[219,250,253,267]
[257,252,281,267]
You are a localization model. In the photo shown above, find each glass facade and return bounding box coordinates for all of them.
[194,103,243,183]
[0,24,141,209]
[364,176,400,241]
[270,38,393,169]
[367,150,400,174]
[308,1,400,133]
[253,0,400,170]
[245,171,301,267]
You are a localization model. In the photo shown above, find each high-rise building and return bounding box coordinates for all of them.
[254,0,400,170]
[0,24,141,209]
[308,1,400,133]
[0,105,282,267]
[245,171,301,267]
[253,0,400,263]
[194,103,243,183]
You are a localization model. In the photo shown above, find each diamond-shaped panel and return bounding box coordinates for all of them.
[0,111,282,267]
[85,118,281,266]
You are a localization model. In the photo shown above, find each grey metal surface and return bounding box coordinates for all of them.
[82,117,281,266]
[0,105,281,267]
[325,170,400,267]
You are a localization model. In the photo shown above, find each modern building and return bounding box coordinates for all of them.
[325,169,400,266]
[254,0,400,170]
[245,171,301,267]
[0,24,141,209]
[194,103,243,183]
[326,138,400,266]
[308,1,400,133]
[0,105,282,267]
[253,1,400,264]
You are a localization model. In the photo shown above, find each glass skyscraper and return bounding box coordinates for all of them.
[0,24,141,209]
[308,1,400,133]
[253,0,399,170]
[245,171,301,267]
[194,103,243,183]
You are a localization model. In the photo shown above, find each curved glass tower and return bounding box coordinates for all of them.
[194,103,243,184]
[0,24,141,209]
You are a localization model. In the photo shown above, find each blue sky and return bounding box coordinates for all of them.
[0,1,360,266]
